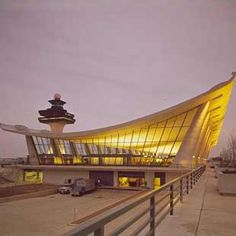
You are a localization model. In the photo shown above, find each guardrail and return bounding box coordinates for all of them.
[63,165,206,236]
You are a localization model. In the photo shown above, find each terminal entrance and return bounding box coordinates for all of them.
[89,171,113,186]
[154,172,165,188]
[118,172,145,187]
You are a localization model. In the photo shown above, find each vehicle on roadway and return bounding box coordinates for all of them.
[58,183,73,194]
[71,178,96,196]
[58,178,75,194]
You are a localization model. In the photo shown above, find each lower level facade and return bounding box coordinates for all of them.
[13,165,186,188]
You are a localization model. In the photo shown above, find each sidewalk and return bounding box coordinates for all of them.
[157,167,236,236]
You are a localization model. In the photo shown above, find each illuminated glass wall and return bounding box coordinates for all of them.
[32,108,200,166]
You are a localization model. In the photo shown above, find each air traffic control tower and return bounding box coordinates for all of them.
[38,94,75,133]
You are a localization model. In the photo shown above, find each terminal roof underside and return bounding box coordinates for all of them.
[0,78,234,160]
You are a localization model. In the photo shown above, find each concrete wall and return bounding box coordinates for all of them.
[1,167,24,184]
[42,169,89,185]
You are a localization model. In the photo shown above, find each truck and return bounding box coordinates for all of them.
[71,178,96,196]
[58,178,75,194]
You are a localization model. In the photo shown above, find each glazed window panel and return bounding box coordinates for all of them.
[124,132,133,144]
[162,142,174,156]
[99,145,106,154]
[129,142,139,149]
[35,136,43,145]
[170,142,181,156]
[56,140,72,155]
[183,108,198,126]
[174,113,187,126]
[84,138,92,144]
[168,127,181,142]
[145,125,158,142]
[161,128,172,141]
[87,144,99,154]
[131,129,142,143]
[92,138,99,145]
[33,136,42,154]
[177,127,189,140]
[97,137,105,144]
[90,157,99,165]
[103,146,109,154]
[75,143,87,156]
[135,128,147,144]
[73,156,82,164]
[118,134,125,148]
[158,121,166,127]
[152,127,164,142]
[110,135,119,145]
[111,147,117,154]
[149,146,158,153]
[32,136,54,155]
[166,118,176,127]
[123,148,129,154]
[104,136,112,145]
[156,142,166,156]
[142,146,152,153]
[123,143,132,149]
[93,144,99,154]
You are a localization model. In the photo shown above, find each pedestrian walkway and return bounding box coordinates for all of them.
[157,167,236,236]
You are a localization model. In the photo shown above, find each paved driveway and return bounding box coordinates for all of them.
[0,189,136,236]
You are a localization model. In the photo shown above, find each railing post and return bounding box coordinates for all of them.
[190,173,193,189]
[94,227,104,236]
[150,196,155,236]
[186,176,189,194]
[193,171,196,185]
[197,169,200,181]
[180,178,183,203]
[170,184,174,215]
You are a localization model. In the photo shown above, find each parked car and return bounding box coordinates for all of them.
[71,178,96,196]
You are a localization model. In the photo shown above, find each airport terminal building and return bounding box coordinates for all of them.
[0,76,234,188]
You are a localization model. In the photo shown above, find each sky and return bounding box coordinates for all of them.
[0,0,235,158]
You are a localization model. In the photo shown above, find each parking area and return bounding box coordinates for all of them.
[0,189,139,236]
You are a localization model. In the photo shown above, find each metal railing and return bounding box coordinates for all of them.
[63,165,206,236]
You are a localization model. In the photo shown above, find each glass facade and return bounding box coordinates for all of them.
[31,108,198,166]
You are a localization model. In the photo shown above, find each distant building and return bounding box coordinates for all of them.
[0,75,235,188]
[0,157,27,165]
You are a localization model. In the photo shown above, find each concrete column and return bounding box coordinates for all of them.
[49,122,66,133]
[194,113,210,158]
[113,171,118,187]
[25,136,39,165]
[145,171,155,189]
[199,127,211,160]
[173,102,209,168]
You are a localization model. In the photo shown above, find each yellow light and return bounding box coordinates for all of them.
[54,157,62,164]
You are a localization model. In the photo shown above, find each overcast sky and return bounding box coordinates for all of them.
[0,0,235,158]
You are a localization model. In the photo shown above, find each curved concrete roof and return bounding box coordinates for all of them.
[1,73,235,142]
